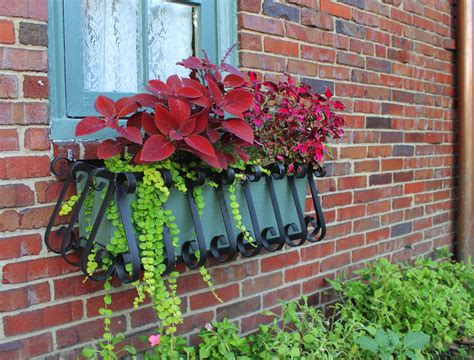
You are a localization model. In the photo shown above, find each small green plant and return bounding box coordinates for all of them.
[355,328,430,359]
[198,319,251,359]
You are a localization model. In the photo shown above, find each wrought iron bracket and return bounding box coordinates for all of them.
[45,159,326,282]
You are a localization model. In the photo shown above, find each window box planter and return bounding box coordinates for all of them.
[45,159,326,283]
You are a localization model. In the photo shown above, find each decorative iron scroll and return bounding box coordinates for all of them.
[45,159,326,283]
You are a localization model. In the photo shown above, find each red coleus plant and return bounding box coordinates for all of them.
[246,73,345,170]
[75,53,255,169]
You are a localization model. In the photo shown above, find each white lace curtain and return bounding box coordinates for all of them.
[82,0,194,92]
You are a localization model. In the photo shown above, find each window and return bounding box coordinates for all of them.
[49,0,237,141]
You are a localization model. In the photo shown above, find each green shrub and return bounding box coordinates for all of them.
[330,256,474,355]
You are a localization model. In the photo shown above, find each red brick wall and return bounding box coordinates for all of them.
[0,0,457,357]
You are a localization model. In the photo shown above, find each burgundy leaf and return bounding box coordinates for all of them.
[140,135,176,162]
[192,149,224,169]
[235,147,250,162]
[183,134,216,158]
[193,109,209,135]
[177,87,202,98]
[179,118,196,137]
[117,126,143,145]
[154,105,179,135]
[95,96,116,118]
[127,112,142,128]
[222,89,254,116]
[168,98,191,123]
[222,119,254,144]
[116,97,140,117]
[166,75,182,91]
[207,126,219,143]
[75,116,106,136]
[133,93,162,108]
[206,77,223,103]
[142,113,160,135]
[97,139,124,159]
[325,87,333,100]
[223,74,244,88]
[221,62,243,76]
[147,80,170,96]
[179,56,204,70]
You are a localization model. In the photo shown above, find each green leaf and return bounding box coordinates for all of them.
[122,345,137,355]
[81,347,96,358]
[356,336,379,353]
[375,329,390,348]
[403,332,430,350]
[199,346,211,358]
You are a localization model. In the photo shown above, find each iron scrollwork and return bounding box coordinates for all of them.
[45,160,327,283]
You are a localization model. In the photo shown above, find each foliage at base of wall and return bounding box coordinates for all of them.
[81,251,473,359]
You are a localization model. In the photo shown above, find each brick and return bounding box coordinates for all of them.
[302,45,335,62]
[3,256,78,284]
[24,127,50,150]
[263,0,300,22]
[0,20,15,44]
[177,311,214,335]
[0,102,48,125]
[56,316,126,349]
[366,117,392,129]
[0,184,34,208]
[0,0,48,20]
[263,283,301,307]
[0,156,50,179]
[288,0,318,7]
[338,175,367,190]
[0,128,19,151]
[336,20,366,39]
[216,296,261,320]
[242,272,283,296]
[340,146,367,159]
[190,284,240,310]
[54,274,105,300]
[87,289,141,317]
[393,145,414,156]
[340,0,365,9]
[382,103,404,115]
[0,233,42,260]
[301,77,334,93]
[239,32,262,51]
[238,13,284,35]
[0,48,47,71]
[320,252,350,272]
[261,251,299,272]
[264,37,299,57]
[319,65,351,80]
[0,75,18,100]
[337,204,366,220]
[285,262,320,282]
[320,0,351,19]
[23,75,48,99]
[367,57,392,73]
[0,333,52,359]
[369,173,392,186]
[391,222,413,237]
[287,59,318,76]
[301,241,334,261]
[301,9,334,30]
[0,282,50,312]
[337,52,365,68]
[19,22,48,46]
[336,234,365,251]
[352,244,378,262]
[240,52,286,72]
[0,210,20,232]
[405,182,425,194]
[4,301,83,336]
[382,159,403,171]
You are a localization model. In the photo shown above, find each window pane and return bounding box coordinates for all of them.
[147,0,195,81]
[82,0,142,92]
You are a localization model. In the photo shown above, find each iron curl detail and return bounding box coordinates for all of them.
[44,159,328,283]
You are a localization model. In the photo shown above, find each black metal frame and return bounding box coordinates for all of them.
[45,159,326,284]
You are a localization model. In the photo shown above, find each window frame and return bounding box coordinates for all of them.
[48,0,237,141]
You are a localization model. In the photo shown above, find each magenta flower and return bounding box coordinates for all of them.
[148,334,161,347]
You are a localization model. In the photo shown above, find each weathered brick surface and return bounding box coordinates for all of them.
[0,0,458,357]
